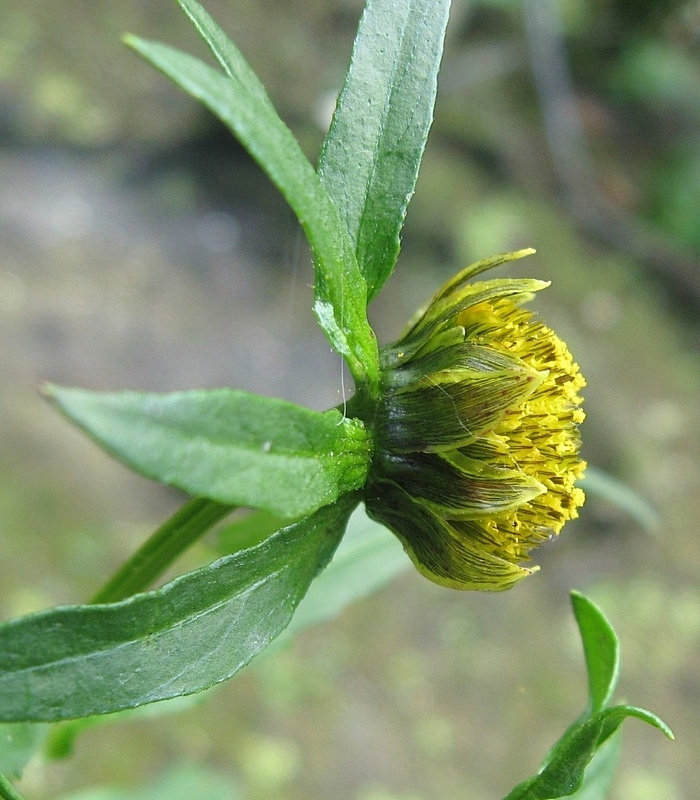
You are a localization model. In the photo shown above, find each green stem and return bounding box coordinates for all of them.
[0,775,27,800]
[90,497,234,604]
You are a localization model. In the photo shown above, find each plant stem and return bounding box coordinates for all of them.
[0,775,27,800]
[90,497,234,604]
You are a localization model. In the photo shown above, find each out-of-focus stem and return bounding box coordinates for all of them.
[90,497,234,604]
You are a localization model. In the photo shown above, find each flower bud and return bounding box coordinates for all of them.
[362,250,586,591]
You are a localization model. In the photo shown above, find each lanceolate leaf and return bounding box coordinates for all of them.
[571,592,619,715]
[0,496,357,722]
[318,0,451,300]
[126,17,379,388]
[44,386,370,519]
[42,509,408,759]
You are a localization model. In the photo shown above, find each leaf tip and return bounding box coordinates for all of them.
[122,32,150,55]
[39,381,59,401]
[515,247,536,259]
[569,589,590,621]
[39,382,79,408]
[570,588,600,617]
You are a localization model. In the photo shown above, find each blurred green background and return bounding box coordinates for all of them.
[1,0,699,798]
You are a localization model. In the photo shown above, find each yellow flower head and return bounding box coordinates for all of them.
[363,249,586,590]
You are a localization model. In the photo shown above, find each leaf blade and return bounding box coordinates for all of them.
[175,0,272,99]
[503,594,673,800]
[45,386,370,519]
[503,707,671,800]
[571,592,620,715]
[318,0,451,299]
[0,497,357,722]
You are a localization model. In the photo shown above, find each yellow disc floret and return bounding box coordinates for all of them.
[457,298,586,565]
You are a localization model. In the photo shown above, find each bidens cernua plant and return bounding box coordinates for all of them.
[0,5,672,799]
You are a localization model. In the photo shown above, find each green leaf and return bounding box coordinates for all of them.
[125,17,379,389]
[0,496,357,722]
[597,704,674,743]
[0,723,45,778]
[569,734,621,800]
[503,707,672,800]
[175,0,277,103]
[47,507,403,756]
[571,591,620,715]
[0,774,28,800]
[502,594,673,800]
[45,386,370,519]
[318,0,451,300]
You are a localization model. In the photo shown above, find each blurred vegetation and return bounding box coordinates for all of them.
[0,1,698,799]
